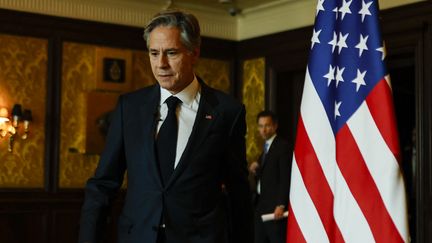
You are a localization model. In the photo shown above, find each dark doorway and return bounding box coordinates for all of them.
[271,69,305,162]
[388,56,416,242]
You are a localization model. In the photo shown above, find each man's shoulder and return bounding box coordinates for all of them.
[273,136,290,148]
[121,84,159,102]
[202,84,243,109]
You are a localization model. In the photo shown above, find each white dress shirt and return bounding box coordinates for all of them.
[157,76,201,168]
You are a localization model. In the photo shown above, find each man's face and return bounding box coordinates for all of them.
[148,26,199,94]
[257,116,277,140]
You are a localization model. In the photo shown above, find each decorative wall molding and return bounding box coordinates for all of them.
[0,0,425,41]
[0,0,237,40]
[238,0,425,40]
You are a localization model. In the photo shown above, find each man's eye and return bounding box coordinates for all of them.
[150,52,158,57]
[167,51,177,56]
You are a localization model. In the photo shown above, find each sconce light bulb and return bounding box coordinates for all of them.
[23,120,30,130]
[8,125,16,135]
[12,115,19,127]
[0,107,8,118]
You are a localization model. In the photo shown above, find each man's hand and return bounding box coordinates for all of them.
[273,205,285,220]
[249,162,259,175]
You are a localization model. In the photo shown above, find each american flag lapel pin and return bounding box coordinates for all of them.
[205,114,213,120]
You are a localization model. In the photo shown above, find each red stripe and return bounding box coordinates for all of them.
[294,116,344,243]
[336,125,404,243]
[287,204,307,243]
[366,79,401,162]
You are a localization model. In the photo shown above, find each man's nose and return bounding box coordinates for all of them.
[157,54,169,68]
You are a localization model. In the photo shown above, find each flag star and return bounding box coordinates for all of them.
[339,0,353,20]
[359,0,373,22]
[323,65,335,86]
[334,101,342,119]
[376,42,386,60]
[311,28,322,49]
[328,31,338,53]
[355,34,369,57]
[335,66,345,87]
[352,69,367,92]
[316,0,325,16]
[333,7,339,19]
[337,32,349,54]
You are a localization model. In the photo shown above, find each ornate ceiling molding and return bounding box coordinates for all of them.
[0,0,237,40]
[0,0,425,41]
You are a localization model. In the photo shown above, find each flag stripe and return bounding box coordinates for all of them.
[295,117,345,243]
[286,204,307,243]
[366,79,402,162]
[298,69,374,242]
[301,68,337,194]
[332,167,376,243]
[290,157,329,243]
[348,96,409,241]
[336,125,404,243]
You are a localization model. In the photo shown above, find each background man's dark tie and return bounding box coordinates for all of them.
[261,142,269,165]
[157,96,181,184]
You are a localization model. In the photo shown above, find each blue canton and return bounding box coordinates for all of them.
[308,0,386,133]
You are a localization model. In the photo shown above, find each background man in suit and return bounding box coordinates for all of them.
[249,111,292,243]
[79,9,253,243]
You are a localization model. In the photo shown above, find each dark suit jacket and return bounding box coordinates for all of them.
[254,136,292,215]
[78,81,253,243]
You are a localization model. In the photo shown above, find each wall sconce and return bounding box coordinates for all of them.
[0,104,32,152]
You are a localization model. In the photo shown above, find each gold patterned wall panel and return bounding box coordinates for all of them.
[195,58,231,93]
[60,42,99,188]
[60,43,156,188]
[132,51,157,90]
[0,34,47,188]
[242,58,265,164]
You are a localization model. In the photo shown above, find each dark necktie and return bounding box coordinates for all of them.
[157,96,181,184]
[261,142,269,165]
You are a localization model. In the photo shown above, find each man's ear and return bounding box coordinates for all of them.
[192,48,200,64]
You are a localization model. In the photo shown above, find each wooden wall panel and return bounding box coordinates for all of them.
[0,211,48,243]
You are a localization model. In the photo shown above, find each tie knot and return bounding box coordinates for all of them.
[165,96,181,110]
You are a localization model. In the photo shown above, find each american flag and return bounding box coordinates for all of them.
[286,0,409,242]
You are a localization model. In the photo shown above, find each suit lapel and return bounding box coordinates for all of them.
[136,85,162,188]
[166,82,218,188]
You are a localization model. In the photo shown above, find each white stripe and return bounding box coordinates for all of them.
[290,157,329,243]
[333,168,375,243]
[347,101,409,242]
[300,68,375,242]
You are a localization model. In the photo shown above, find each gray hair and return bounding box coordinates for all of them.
[143,9,201,52]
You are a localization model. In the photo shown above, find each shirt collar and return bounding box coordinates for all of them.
[160,75,200,106]
[265,134,277,146]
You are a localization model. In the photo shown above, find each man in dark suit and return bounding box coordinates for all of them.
[249,111,291,243]
[78,9,253,243]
